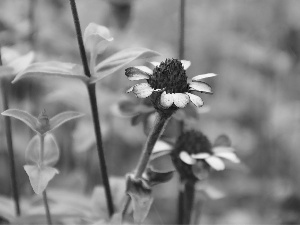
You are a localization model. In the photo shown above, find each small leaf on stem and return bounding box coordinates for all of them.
[49,111,84,132]
[143,166,174,186]
[126,175,153,223]
[1,109,39,133]
[8,52,35,74]
[24,165,59,195]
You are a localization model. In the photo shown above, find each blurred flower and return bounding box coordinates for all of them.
[125,58,216,115]
[151,131,240,181]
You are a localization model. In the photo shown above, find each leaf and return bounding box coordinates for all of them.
[1,109,38,133]
[143,167,174,186]
[49,111,84,132]
[24,165,59,194]
[26,134,60,166]
[92,48,160,83]
[84,23,113,55]
[12,61,88,84]
[8,51,35,74]
[126,175,153,223]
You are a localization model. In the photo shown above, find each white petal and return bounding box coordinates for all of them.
[173,93,189,108]
[212,146,235,154]
[126,86,134,93]
[179,151,196,165]
[186,93,203,107]
[214,152,240,163]
[132,83,153,98]
[153,140,173,153]
[189,82,212,93]
[205,156,225,171]
[125,67,151,80]
[150,62,160,67]
[191,153,211,159]
[192,73,217,81]
[160,91,174,108]
[181,60,191,70]
[134,66,153,75]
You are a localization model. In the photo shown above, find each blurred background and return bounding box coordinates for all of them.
[1,0,300,224]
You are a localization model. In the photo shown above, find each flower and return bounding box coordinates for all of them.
[151,131,240,181]
[125,58,216,114]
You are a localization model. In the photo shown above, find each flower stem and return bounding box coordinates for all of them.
[87,83,114,216]
[0,51,21,216]
[69,0,114,216]
[69,0,91,78]
[122,112,171,216]
[42,190,52,225]
[182,180,196,224]
[177,181,184,224]
[179,0,186,60]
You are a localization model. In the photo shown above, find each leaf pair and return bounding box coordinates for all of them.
[12,23,160,85]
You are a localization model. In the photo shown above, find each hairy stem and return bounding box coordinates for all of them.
[43,190,52,225]
[122,112,171,216]
[69,0,114,216]
[0,50,21,216]
[87,83,114,216]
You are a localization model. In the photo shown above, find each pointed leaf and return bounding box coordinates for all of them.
[92,48,160,83]
[84,23,113,55]
[143,167,174,186]
[1,109,38,133]
[12,62,88,83]
[126,175,153,223]
[49,111,84,132]
[24,165,59,194]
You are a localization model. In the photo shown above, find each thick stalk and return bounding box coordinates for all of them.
[69,0,114,216]
[39,135,52,225]
[122,113,171,215]
[177,180,184,224]
[182,180,196,224]
[87,83,114,216]
[0,52,21,216]
[42,190,52,225]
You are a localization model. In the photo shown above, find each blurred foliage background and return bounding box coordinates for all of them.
[1,0,300,224]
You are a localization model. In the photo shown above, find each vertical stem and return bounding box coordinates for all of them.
[68,0,114,216]
[42,190,52,225]
[39,135,52,225]
[182,180,196,224]
[28,0,37,50]
[69,0,91,78]
[177,180,184,224]
[87,83,114,216]
[179,0,186,60]
[122,113,171,216]
[0,50,21,216]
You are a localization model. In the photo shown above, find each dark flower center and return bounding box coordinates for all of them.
[171,130,212,181]
[148,58,189,94]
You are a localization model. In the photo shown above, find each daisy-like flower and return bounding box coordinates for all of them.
[125,58,216,115]
[151,131,240,181]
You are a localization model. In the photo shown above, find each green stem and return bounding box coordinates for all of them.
[122,112,171,216]
[69,0,114,216]
[39,135,52,225]
[43,190,52,225]
[182,180,196,224]
[87,83,114,216]
[0,50,21,216]
[177,180,184,224]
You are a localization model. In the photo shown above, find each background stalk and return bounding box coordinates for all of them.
[182,180,196,225]
[122,112,171,216]
[0,50,21,216]
[39,135,52,225]
[69,0,114,216]
[42,190,52,225]
[178,0,186,222]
